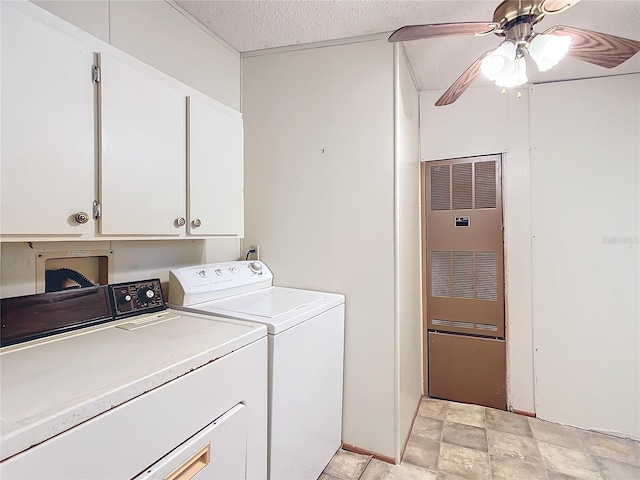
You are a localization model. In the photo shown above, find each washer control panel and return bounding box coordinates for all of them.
[168,261,274,305]
[109,279,166,319]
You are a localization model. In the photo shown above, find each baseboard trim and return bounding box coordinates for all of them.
[400,397,423,460]
[512,409,536,418]
[341,443,396,465]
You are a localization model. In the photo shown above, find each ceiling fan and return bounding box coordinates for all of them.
[388,0,640,106]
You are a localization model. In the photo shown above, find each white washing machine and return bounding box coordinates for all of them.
[169,261,345,480]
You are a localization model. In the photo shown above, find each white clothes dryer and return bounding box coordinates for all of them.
[169,261,345,480]
[0,279,268,480]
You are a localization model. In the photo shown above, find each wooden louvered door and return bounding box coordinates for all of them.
[424,154,506,409]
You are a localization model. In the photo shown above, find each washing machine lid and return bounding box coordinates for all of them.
[180,287,345,334]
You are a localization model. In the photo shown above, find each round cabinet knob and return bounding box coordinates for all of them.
[191,218,202,228]
[249,261,263,274]
[74,212,89,224]
[175,217,186,227]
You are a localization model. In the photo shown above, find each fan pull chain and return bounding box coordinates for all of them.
[501,88,524,99]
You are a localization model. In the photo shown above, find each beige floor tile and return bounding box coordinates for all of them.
[437,443,491,480]
[359,459,389,480]
[485,408,533,438]
[582,431,640,467]
[385,463,437,480]
[323,449,371,480]
[442,421,488,452]
[360,458,438,480]
[538,442,602,480]
[436,472,467,480]
[419,398,449,420]
[546,471,587,480]
[529,417,587,452]
[594,455,640,480]
[324,403,640,480]
[487,429,543,462]
[413,416,444,441]
[490,454,547,480]
[445,402,485,428]
[403,435,441,471]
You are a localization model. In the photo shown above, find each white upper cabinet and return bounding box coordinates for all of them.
[1,3,244,241]
[1,5,95,236]
[187,97,244,237]
[98,53,186,236]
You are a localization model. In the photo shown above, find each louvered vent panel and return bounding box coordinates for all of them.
[432,319,452,327]
[475,252,498,301]
[431,251,451,297]
[452,163,473,210]
[475,161,497,209]
[453,321,474,329]
[476,323,499,332]
[453,251,473,299]
[430,165,450,211]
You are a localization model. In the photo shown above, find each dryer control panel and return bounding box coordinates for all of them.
[109,279,166,319]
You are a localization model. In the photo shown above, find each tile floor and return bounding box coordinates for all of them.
[320,397,640,480]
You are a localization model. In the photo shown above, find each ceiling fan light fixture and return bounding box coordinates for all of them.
[481,41,516,80]
[495,56,528,88]
[528,34,572,71]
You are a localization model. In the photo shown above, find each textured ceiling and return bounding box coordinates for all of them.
[175,0,640,91]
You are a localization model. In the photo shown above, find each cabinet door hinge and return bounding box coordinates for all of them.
[92,65,101,84]
[93,200,102,220]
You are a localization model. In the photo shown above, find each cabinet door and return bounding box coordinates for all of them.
[188,97,244,236]
[1,5,95,236]
[99,54,185,236]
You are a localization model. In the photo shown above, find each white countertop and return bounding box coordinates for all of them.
[0,309,266,461]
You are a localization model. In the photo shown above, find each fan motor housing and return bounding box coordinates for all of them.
[493,0,545,32]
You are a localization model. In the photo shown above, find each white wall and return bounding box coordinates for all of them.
[32,0,240,109]
[32,0,110,42]
[530,74,640,439]
[394,44,423,456]
[421,86,535,414]
[242,40,398,458]
[1,1,243,298]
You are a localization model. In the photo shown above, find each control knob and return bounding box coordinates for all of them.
[118,294,132,305]
[249,261,263,274]
[138,288,155,302]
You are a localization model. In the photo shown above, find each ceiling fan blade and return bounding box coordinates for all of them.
[545,25,640,69]
[435,50,494,106]
[541,0,582,14]
[388,22,498,43]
